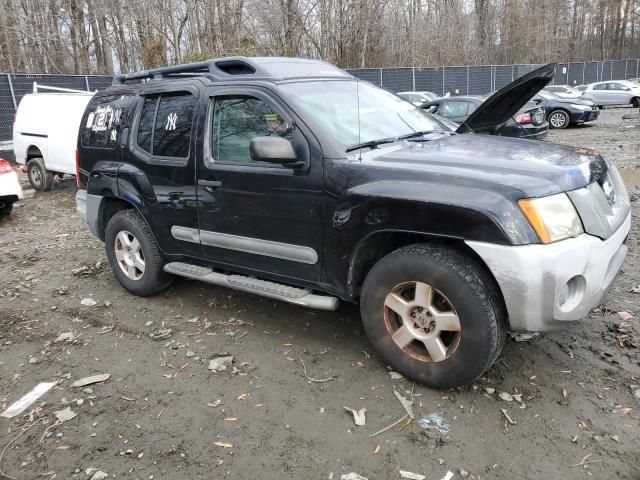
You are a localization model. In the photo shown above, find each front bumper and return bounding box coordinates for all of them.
[571,109,599,124]
[466,212,631,331]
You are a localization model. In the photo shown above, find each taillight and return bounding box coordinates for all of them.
[75,149,81,188]
[0,159,13,175]
[515,112,532,124]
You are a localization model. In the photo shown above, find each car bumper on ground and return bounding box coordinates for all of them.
[466,212,631,332]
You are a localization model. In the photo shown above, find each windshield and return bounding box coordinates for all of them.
[280,81,445,151]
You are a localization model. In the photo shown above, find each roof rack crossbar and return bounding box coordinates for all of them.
[113,60,217,85]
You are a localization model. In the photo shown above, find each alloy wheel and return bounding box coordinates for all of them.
[383,281,461,362]
[549,112,568,128]
[114,230,145,280]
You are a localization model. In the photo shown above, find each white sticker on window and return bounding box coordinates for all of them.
[165,112,177,131]
[86,112,95,128]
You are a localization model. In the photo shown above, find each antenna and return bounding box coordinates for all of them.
[356,76,361,162]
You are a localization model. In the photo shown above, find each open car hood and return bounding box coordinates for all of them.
[456,63,556,134]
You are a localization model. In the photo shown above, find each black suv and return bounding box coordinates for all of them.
[76,57,630,388]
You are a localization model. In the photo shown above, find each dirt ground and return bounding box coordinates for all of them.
[1,108,639,480]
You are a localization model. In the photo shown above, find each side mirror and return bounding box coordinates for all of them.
[250,136,298,165]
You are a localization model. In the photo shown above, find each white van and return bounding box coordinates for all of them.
[13,84,94,191]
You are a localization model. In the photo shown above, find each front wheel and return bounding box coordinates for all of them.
[360,244,506,388]
[631,97,640,108]
[0,202,13,215]
[548,110,570,129]
[105,209,172,296]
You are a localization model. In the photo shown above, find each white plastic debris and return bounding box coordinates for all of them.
[71,373,110,387]
[440,472,454,480]
[81,297,97,306]
[344,407,366,426]
[341,474,368,480]
[90,471,108,480]
[55,331,76,343]
[208,356,234,372]
[498,392,513,402]
[0,381,57,418]
[54,406,77,422]
[399,470,426,480]
[388,371,404,380]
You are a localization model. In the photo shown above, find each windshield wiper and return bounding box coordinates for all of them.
[345,137,396,153]
[397,130,438,140]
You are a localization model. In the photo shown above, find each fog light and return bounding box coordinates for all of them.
[558,275,586,312]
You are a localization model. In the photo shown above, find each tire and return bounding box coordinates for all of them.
[27,158,54,191]
[0,202,13,215]
[631,97,640,108]
[104,209,172,296]
[360,244,506,388]
[548,110,570,129]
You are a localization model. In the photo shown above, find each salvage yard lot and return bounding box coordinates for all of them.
[1,109,639,480]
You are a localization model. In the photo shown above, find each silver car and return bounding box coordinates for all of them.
[581,80,640,107]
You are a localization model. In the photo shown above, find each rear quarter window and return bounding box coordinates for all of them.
[81,94,139,148]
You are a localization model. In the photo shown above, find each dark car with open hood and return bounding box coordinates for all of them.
[75,58,631,388]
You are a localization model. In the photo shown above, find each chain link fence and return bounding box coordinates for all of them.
[1,59,639,156]
[346,59,640,95]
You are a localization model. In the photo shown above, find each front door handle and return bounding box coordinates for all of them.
[198,179,222,188]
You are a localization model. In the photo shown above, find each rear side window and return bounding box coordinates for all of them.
[136,92,195,158]
[81,94,138,148]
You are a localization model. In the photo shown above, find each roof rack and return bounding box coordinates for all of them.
[112,57,264,85]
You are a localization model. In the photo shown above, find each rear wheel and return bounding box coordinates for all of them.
[548,110,570,129]
[360,244,506,388]
[632,97,640,108]
[105,209,172,296]
[27,157,53,191]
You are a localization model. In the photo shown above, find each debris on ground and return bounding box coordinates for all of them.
[417,413,450,435]
[208,355,234,372]
[55,331,77,343]
[485,388,496,394]
[0,381,57,418]
[459,468,470,478]
[149,328,173,341]
[498,392,514,402]
[71,373,110,387]
[341,473,368,480]
[80,297,98,306]
[388,371,404,380]
[440,472,454,480]
[399,470,426,480]
[617,310,634,321]
[510,332,541,342]
[344,407,366,426]
[393,390,415,419]
[54,406,77,422]
[501,408,516,425]
[89,471,109,480]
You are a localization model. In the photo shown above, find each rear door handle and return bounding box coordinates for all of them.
[198,179,222,188]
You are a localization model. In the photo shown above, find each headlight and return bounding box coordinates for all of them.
[570,104,592,110]
[518,193,583,244]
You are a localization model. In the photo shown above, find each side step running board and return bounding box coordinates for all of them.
[164,262,339,311]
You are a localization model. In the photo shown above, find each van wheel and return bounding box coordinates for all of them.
[360,244,506,388]
[27,158,53,191]
[105,209,172,296]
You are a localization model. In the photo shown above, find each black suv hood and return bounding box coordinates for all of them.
[362,133,607,198]
[457,63,556,134]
